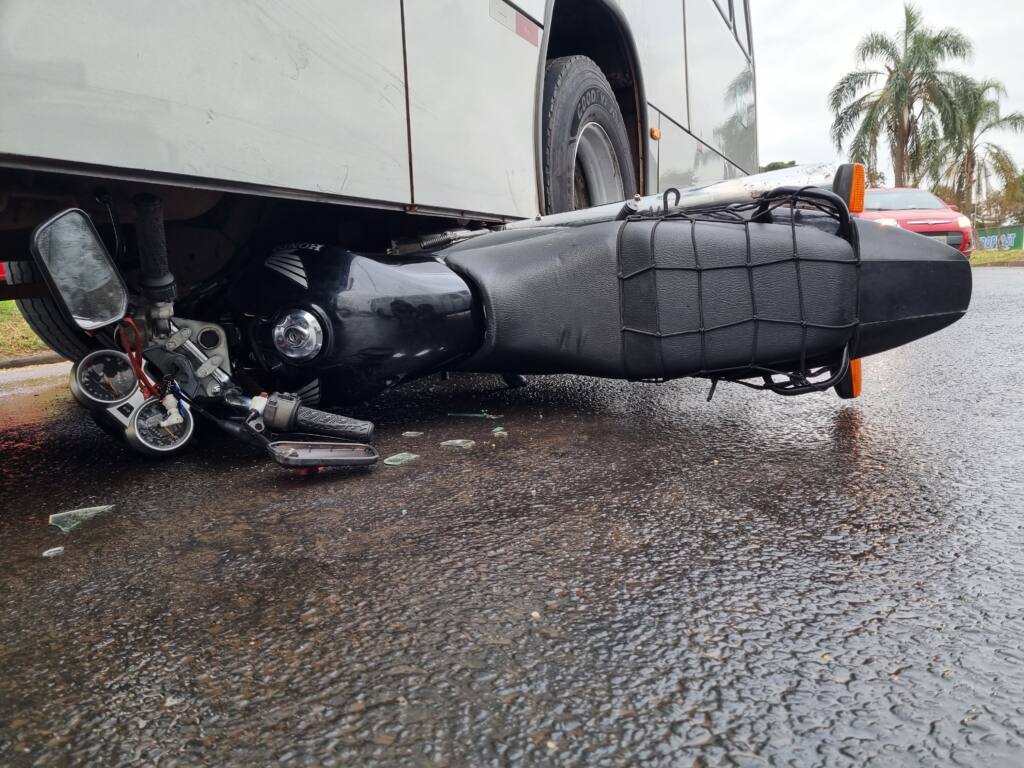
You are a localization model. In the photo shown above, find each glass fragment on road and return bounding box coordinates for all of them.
[49,504,114,533]
[447,412,504,420]
[492,426,508,438]
[440,439,475,449]
[383,452,420,466]
[42,546,65,558]
[401,431,424,437]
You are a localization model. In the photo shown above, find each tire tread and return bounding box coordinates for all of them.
[542,55,636,214]
[4,260,97,360]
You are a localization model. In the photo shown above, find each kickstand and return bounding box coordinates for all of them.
[706,378,719,402]
[502,373,528,389]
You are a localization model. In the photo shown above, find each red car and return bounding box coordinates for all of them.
[857,188,974,256]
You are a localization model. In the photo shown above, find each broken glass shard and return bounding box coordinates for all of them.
[49,505,114,533]
[440,439,475,449]
[383,452,420,466]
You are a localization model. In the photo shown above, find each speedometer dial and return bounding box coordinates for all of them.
[71,350,138,407]
[126,397,195,455]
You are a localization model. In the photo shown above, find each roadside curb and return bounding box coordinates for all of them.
[0,352,64,370]
[973,261,1024,268]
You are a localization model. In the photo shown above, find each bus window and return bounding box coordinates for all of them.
[733,1,750,53]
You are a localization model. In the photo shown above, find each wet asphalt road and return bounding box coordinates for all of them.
[1,268,1023,767]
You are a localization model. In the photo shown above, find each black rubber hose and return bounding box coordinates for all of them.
[293,406,375,443]
[133,194,177,302]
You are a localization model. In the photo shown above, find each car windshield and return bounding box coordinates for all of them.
[864,189,948,211]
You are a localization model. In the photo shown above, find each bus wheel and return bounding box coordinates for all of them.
[3,259,98,361]
[542,55,637,214]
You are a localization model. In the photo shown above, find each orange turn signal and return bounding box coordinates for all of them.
[848,164,866,214]
[833,163,867,214]
[835,357,862,399]
[848,357,862,398]
[650,127,662,141]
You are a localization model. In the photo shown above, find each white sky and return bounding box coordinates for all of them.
[750,0,1024,181]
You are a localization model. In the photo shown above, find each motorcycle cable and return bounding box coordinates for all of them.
[117,316,160,400]
[94,189,126,264]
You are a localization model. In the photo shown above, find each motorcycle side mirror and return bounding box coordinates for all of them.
[30,208,128,330]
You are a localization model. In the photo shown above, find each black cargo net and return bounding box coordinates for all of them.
[616,186,861,397]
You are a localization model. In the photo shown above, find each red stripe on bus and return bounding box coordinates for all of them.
[515,12,539,46]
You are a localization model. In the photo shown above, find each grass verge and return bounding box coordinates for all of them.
[0,300,49,359]
[971,251,1024,267]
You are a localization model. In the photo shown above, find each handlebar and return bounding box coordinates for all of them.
[259,392,375,443]
[132,194,177,303]
[294,405,375,442]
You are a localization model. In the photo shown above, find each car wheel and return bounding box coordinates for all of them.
[542,55,637,214]
[3,259,99,361]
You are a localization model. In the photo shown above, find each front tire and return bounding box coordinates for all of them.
[542,56,637,214]
[4,260,98,361]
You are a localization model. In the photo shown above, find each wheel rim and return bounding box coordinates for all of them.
[571,122,625,210]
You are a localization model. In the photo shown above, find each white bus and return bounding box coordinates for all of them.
[0,0,756,357]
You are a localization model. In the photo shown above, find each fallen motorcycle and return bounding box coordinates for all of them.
[29,164,971,467]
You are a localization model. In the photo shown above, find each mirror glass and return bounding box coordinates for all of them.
[31,209,127,330]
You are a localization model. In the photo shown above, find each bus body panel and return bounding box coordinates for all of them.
[0,0,757,220]
[612,0,756,186]
[657,108,745,193]
[0,0,412,206]
[680,0,757,173]
[617,0,688,130]
[514,0,547,23]
[404,0,543,217]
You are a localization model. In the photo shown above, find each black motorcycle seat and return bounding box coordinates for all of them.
[444,218,857,379]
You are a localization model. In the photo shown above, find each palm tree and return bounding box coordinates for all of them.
[977,171,1024,225]
[937,79,1024,216]
[829,3,972,187]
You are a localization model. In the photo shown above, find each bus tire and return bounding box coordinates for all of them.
[3,259,98,361]
[542,55,637,214]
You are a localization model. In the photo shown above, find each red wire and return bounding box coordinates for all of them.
[119,317,159,399]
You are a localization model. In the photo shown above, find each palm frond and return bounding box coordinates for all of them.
[855,32,900,67]
[848,98,886,166]
[983,112,1024,136]
[929,29,973,62]
[901,3,923,47]
[830,89,884,150]
[981,143,1019,185]
[827,70,881,113]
